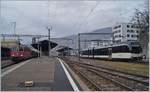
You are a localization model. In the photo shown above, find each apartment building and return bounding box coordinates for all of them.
[112,23,140,43]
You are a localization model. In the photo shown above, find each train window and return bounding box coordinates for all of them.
[131,47,142,53]
[96,48,108,55]
[112,45,129,53]
[11,48,17,51]
[19,48,23,51]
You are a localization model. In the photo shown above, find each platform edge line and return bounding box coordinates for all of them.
[1,59,31,77]
[57,58,80,91]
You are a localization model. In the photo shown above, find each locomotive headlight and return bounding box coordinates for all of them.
[12,54,14,56]
[20,54,23,56]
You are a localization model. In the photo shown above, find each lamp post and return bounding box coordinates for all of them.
[46,26,52,57]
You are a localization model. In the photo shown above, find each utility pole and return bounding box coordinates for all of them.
[37,37,40,58]
[78,33,80,61]
[11,22,16,35]
[47,26,52,57]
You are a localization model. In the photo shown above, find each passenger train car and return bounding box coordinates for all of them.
[80,41,143,60]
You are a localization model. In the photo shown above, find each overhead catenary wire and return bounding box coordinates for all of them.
[77,1,100,32]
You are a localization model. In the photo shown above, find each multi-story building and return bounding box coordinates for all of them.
[112,23,140,43]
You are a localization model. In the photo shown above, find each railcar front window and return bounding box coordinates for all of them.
[11,48,17,51]
[131,47,142,53]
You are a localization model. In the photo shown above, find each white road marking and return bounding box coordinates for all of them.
[1,59,31,77]
[57,58,80,91]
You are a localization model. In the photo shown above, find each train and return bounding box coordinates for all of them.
[80,41,143,60]
[10,45,39,62]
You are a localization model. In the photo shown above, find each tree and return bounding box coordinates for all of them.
[132,9,149,59]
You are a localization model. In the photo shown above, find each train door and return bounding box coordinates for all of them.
[88,49,89,58]
[92,47,95,59]
[108,47,112,60]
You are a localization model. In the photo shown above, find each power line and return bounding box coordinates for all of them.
[77,1,100,31]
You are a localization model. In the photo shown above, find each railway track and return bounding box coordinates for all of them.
[64,58,149,91]
[75,66,133,91]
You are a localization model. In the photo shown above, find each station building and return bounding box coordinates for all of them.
[112,23,140,43]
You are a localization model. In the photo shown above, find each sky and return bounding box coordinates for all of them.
[0,0,148,41]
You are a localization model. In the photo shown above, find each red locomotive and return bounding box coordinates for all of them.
[10,45,39,62]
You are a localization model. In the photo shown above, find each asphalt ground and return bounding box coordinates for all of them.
[1,60,15,69]
[1,56,76,91]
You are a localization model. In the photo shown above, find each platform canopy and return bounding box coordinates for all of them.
[31,40,57,55]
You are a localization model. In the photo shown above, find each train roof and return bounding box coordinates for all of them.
[81,41,140,51]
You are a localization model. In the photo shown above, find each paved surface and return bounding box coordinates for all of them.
[1,60,14,68]
[1,56,74,91]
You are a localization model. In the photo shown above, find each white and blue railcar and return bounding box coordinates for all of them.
[80,41,143,60]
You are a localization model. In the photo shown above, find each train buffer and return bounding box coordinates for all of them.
[1,56,80,91]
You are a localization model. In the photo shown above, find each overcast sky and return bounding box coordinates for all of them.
[0,0,148,39]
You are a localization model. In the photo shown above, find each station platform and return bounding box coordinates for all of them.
[1,56,78,91]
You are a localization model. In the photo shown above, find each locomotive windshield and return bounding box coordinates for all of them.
[131,46,142,53]
[11,47,18,51]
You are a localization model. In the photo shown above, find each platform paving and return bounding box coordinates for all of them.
[1,56,73,91]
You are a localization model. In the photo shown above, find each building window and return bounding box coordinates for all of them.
[127,25,130,28]
[119,34,121,37]
[131,30,134,33]
[131,25,134,28]
[127,34,130,37]
[136,30,139,33]
[113,25,121,29]
[137,35,139,38]
[127,30,130,32]
[131,35,134,37]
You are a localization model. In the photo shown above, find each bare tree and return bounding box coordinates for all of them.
[132,9,149,59]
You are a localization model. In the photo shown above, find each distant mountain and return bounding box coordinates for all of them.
[92,27,112,33]
[52,27,112,49]
[62,27,112,38]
